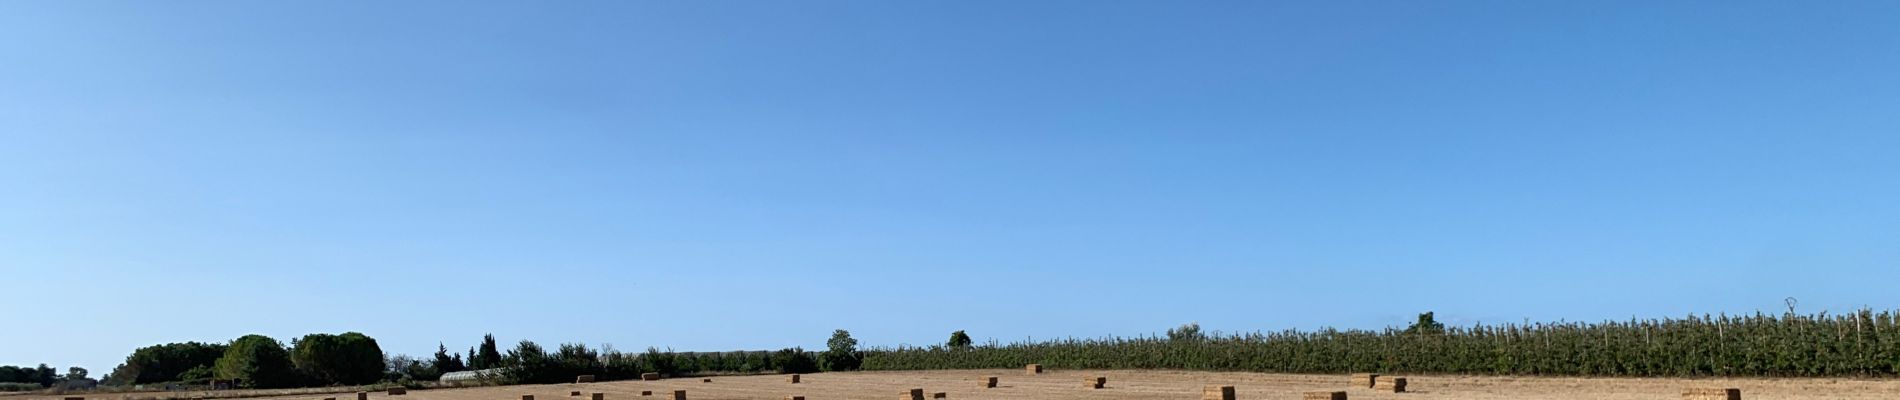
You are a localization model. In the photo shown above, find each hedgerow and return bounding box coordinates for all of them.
[862,310,1900,377]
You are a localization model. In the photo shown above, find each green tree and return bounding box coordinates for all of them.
[388,354,442,381]
[1405,312,1445,335]
[640,347,677,376]
[433,343,466,373]
[63,367,87,381]
[0,365,57,387]
[106,341,228,385]
[289,332,385,385]
[176,365,213,382]
[1167,322,1204,342]
[215,335,296,388]
[0,365,21,384]
[947,330,973,349]
[821,329,861,371]
[476,334,504,370]
[34,364,54,388]
[503,340,602,384]
[0,365,55,386]
[772,348,819,374]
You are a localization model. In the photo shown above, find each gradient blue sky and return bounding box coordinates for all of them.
[4,1,1899,373]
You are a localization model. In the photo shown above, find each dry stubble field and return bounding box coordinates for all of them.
[14,370,1900,400]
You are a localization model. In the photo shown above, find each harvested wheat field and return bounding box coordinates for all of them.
[16,370,1900,400]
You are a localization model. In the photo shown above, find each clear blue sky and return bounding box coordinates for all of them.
[4,1,1899,374]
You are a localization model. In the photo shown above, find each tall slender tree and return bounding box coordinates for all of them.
[477,334,504,369]
[433,343,465,373]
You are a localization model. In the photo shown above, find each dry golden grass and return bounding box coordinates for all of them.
[11,370,1898,400]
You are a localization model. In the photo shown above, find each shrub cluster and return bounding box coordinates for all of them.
[0,382,43,392]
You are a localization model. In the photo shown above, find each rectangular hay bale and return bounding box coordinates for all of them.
[1682,388,1742,400]
[902,388,925,400]
[932,393,946,399]
[641,372,661,381]
[1372,376,1407,393]
[570,391,582,396]
[1304,391,1347,400]
[522,396,536,400]
[671,390,686,400]
[786,397,805,400]
[1351,373,1379,388]
[641,391,652,396]
[388,387,406,395]
[1202,385,1235,400]
[1085,376,1106,389]
[592,393,605,400]
[358,392,369,400]
[1025,364,1043,374]
[576,375,596,383]
[788,374,800,383]
[981,376,998,388]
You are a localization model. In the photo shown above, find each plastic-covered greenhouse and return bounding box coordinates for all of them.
[439,368,506,383]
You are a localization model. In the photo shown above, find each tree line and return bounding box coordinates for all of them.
[92,329,870,390]
[860,310,1900,377]
[386,330,866,385]
[103,332,383,389]
[0,364,90,392]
